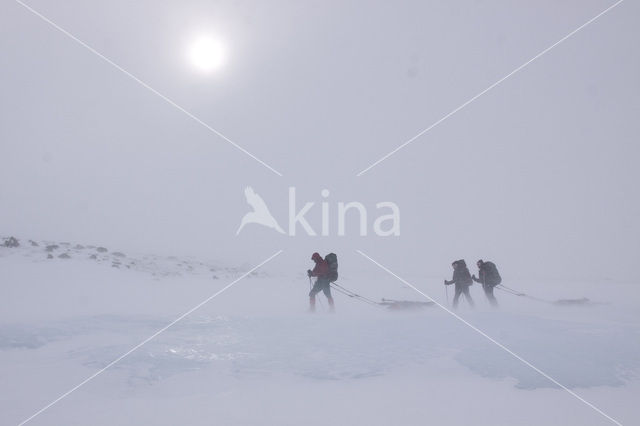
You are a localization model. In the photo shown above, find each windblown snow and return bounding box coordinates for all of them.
[1,237,639,425]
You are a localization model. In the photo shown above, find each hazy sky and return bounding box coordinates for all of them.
[1,0,638,282]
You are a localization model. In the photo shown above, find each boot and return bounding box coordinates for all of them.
[328,297,335,312]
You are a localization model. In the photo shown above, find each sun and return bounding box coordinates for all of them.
[188,36,225,72]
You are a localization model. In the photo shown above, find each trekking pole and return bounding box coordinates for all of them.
[308,275,324,309]
[445,284,449,306]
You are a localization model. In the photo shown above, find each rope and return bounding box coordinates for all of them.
[332,282,381,306]
[330,282,385,309]
[497,283,525,294]
[494,284,551,304]
[496,285,525,296]
[331,285,378,307]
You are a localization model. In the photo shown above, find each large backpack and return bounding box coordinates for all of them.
[485,262,502,286]
[325,253,338,282]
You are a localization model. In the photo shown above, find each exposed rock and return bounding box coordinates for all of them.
[74,244,84,250]
[89,254,97,260]
[96,247,108,253]
[112,252,126,258]
[3,237,20,248]
[29,240,39,247]
[58,253,71,259]
[46,245,59,252]
[47,254,54,259]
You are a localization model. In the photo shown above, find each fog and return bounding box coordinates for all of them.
[1,0,638,283]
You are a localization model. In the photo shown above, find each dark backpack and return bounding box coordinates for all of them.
[484,262,502,286]
[325,253,338,282]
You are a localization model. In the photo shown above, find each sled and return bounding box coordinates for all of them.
[553,297,592,306]
[379,298,435,311]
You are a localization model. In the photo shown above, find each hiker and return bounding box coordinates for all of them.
[307,252,334,312]
[472,259,502,307]
[444,259,474,309]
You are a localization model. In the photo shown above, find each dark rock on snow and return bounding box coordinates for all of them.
[3,237,20,248]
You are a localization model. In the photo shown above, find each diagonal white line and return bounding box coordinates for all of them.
[14,0,283,177]
[356,249,623,426]
[356,0,624,176]
[17,250,283,426]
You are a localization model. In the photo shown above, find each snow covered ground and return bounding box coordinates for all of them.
[1,240,639,425]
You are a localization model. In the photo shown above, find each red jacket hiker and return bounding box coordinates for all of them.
[308,252,329,278]
[307,252,334,312]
